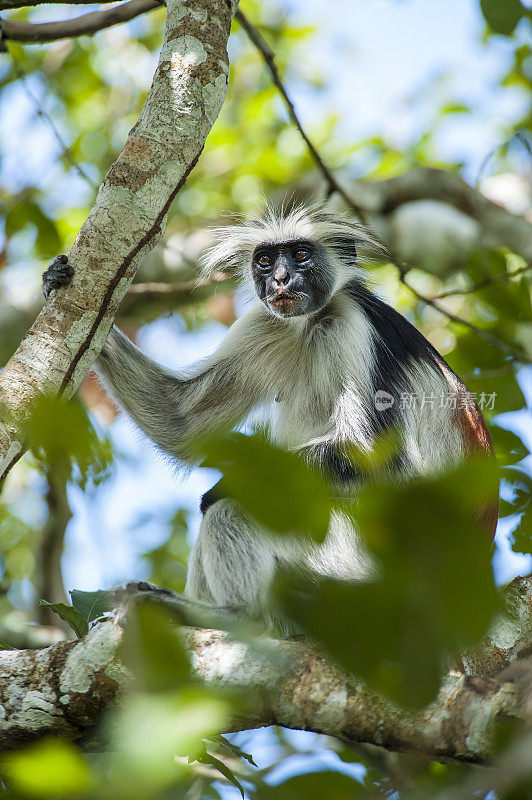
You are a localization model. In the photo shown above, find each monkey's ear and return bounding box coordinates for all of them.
[327,235,358,264]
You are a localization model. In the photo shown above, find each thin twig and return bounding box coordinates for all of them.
[126,271,232,295]
[235,8,368,223]
[397,267,530,363]
[9,58,98,188]
[434,263,532,299]
[2,0,162,43]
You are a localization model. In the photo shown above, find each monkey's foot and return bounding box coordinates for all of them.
[42,254,74,299]
[114,581,238,630]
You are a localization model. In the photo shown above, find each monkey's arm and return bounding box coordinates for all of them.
[42,255,267,464]
[96,315,266,464]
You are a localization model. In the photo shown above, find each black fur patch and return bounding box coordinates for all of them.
[200,479,225,514]
[344,280,447,437]
[323,235,358,265]
[311,441,361,484]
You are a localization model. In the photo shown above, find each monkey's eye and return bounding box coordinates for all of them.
[294,249,310,261]
[257,254,272,267]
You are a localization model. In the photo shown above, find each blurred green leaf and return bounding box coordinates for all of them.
[23,395,111,486]
[254,771,366,799]
[2,739,90,798]
[504,468,532,554]
[276,458,501,706]
[119,600,190,693]
[480,0,526,35]
[491,424,529,466]
[200,433,332,542]
[196,747,245,799]
[5,201,61,255]
[109,689,229,793]
[141,509,190,592]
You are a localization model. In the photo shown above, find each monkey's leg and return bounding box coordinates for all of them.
[186,498,277,620]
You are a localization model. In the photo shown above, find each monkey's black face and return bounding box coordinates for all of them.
[251,239,334,318]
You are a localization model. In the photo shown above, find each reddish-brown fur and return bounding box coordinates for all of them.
[455,383,499,540]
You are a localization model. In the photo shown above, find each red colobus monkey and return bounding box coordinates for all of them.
[43,205,498,623]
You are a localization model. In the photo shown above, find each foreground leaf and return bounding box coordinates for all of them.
[276,458,501,706]
[200,433,332,542]
[38,601,88,638]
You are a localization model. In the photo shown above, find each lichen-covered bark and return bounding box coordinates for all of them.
[0,622,125,750]
[0,577,531,759]
[186,632,523,764]
[0,0,238,481]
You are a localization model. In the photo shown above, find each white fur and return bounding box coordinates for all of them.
[201,201,383,294]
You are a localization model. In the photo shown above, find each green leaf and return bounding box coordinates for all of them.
[439,102,470,114]
[70,588,115,624]
[502,469,532,554]
[198,752,245,799]
[207,734,257,767]
[2,739,90,799]
[40,589,115,638]
[254,771,365,800]
[480,0,526,35]
[38,600,88,638]
[491,424,529,466]
[23,395,112,485]
[511,508,532,555]
[200,433,332,542]
[110,689,229,791]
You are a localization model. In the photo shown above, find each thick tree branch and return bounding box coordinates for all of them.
[349,168,532,266]
[0,0,238,482]
[0,577,531,760]
[1,0,162,43]
[36,470,72,628]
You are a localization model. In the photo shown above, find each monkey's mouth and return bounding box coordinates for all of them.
[267,291,308,316]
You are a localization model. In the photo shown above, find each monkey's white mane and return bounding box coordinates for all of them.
[201,203,384,288]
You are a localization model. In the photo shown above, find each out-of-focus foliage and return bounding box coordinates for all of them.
[480,0,530,37]
[141,509,190,592]
[0,0,531,797]
[23,394,112,487]
[200,432,332,542]
[276,457,500,707]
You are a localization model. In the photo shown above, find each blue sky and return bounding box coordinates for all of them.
[286,0,530,180]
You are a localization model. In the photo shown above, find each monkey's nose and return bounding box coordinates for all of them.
[273,266,290,286]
